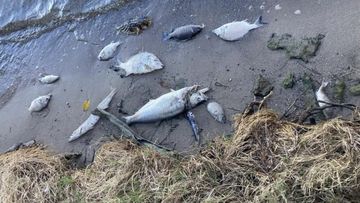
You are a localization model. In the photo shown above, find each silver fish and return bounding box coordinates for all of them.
[316,81,331,108]
[115,52,164,77]
[212,16,265,41]
[124,86,209,124]
[28,94,52,112]
[185,111,201,142]
[163,24,205,41]
[68,88,117,142]
[98,41,122,61]
[39,75,60,84]
[207,102,226,123]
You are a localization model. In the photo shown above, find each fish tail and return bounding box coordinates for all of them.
[123,116,132,124]
[162,32,171,41]
[320,80,329,89]
[254,16,267,26]
[115,41,123,47]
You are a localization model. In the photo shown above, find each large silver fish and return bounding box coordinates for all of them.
[163,24,205,41]
[115,52,164,77]
[124,86,209,124]
[212,16,265,41]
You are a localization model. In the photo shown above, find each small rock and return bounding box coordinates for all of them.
[275,4,282,10]
[282,73,295,89]
[294,10,301,15]
[253,74,274,97]
[349,84,360,96]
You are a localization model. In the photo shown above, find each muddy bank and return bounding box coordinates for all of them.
[1,0,360,156]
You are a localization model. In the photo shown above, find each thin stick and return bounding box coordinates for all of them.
[94,108,173,152]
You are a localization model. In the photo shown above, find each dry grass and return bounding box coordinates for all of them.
[1,109,360,202]
[0,146,67,203]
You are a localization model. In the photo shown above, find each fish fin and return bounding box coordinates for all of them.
[254,16,267,26]
[115,60,128,77]
[162,32,171,41]
[115,41,123,47]
[199,87,210,94]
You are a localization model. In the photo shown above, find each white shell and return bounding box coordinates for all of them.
[212,21,259,41]
[28,94,52,112]
[124,86,208,124]
[117,52,164,76]
[98,41,121,61]
[316,81,331,107]
[207,102,226,123]
[39,75,60,84]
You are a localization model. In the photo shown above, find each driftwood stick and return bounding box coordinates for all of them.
[298,101,357,123]
[94,108,173,152]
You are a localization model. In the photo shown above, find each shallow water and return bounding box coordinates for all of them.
[0,0,128,43]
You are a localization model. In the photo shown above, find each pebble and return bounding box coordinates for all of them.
[294,10,301,15]
[275,4,282,10]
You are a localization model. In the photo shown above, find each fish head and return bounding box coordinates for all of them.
[46,94,52,100]
[189,91,208,108]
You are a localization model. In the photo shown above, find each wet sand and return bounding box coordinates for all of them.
[1,0,360,155]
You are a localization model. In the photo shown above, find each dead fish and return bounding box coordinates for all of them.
[185,111,201,142]
[98,41,122,61]
[124,86,209,124]
[4,140,36,153]
[28,94,52,112]
[68,88,117,142]
[207,102,226,123]
[212,16,265,41]
[163,24,205,41]
[316,81,331,107]
[39,75,60,84]
[115,52,164,76]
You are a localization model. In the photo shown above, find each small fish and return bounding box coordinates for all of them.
[124,86,209,124]
[163,24,205,41]
[207,102,226,123]
[316,81,331,108]
[28,94,52,112]
[4,140,36,153]
[185,111,201,142]
[115,52,164,77]
[212,16,265,41]
[69,88,117,142]
[39,75,60,84]
[98,41,122,61]
[82,99,90,111]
